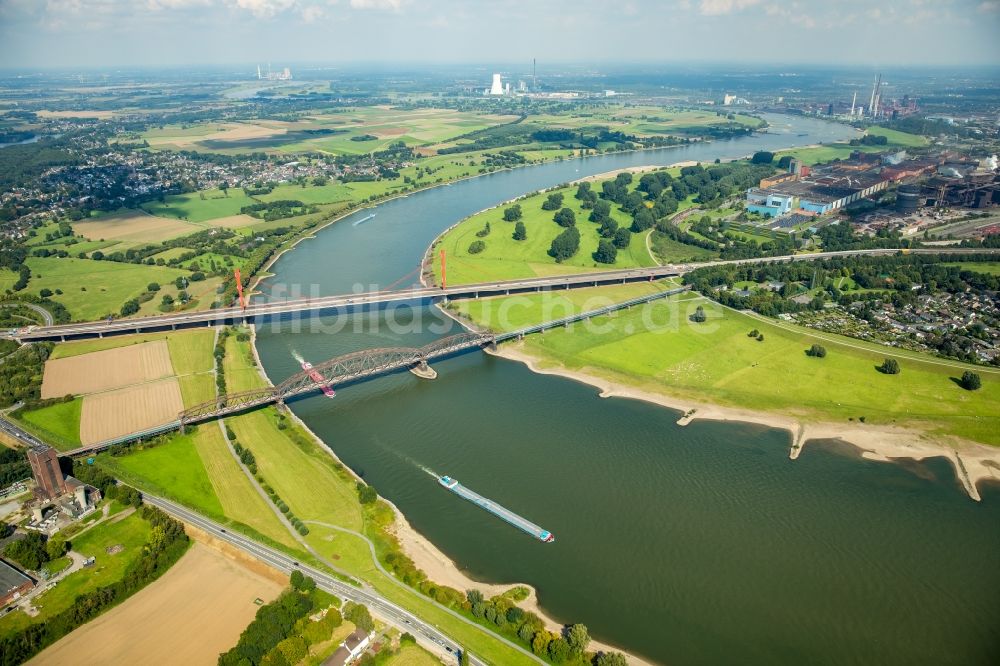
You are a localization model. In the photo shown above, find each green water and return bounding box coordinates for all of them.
[254,115,1000,664]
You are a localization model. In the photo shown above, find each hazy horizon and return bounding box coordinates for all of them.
[1,0,999,70]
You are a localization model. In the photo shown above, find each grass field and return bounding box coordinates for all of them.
[385,644,442,666]
[13,398,83,450]
[650,233,719,263]
[141,188,257,223]
[776,126,927,166]
[191,425,300,548]
[432,183,658,285]
[25,256,187,321]
[943,262,1000,276]
[0,512,152,639]
[455,286,1000,446]
[0,268,20,291]
[100,431,226,516]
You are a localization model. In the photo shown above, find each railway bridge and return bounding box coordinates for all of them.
[178,331,495,427]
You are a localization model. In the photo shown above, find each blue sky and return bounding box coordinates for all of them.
[1,0,998,69]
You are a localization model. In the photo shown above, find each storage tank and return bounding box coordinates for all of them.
[896,184,922,214]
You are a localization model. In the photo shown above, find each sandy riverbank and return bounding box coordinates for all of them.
[492,344,1000,502]
[387,510,653,664]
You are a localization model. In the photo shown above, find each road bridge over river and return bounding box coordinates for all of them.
[59,285,690,457]
[10,248,996,342]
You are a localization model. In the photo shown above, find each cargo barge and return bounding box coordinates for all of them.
[438,476,554,543]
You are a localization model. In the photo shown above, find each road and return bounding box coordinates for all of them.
[142,493,540,666]
[9,247,997,342]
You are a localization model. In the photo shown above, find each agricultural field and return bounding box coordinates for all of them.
[79,378,183,444]
[431,183,658,286]
[17,329,215,448]
[75,209,201,244]
[33,543,284,666]
[528,107,763,136]
[140,107,518,156]
[455,286,1000,446]
[41,340,174,398]
[24,256,188,321]
[650,234,719,263]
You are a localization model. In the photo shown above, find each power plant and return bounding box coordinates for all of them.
[256,63,292,81]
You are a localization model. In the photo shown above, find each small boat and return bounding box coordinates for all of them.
[300,359,335,398]
[352,213,376,227]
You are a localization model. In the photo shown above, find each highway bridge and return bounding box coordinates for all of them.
[9,248,996,342]
[60,285,690,457]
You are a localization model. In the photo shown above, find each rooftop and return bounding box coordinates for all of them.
[0,559,33,595]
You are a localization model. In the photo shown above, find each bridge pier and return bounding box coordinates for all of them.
[489,339,497,353]
[410,358,437,380]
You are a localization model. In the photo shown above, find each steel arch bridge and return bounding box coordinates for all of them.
[179,331,493,426]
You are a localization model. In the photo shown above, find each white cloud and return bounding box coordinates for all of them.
[699,0,759,16]
[231,0,297,18]
[978,0,999,11]
[349,0,404,10]
[300,3,325,21]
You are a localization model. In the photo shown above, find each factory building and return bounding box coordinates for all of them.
[25,445,101,534]
[746,190,796,217]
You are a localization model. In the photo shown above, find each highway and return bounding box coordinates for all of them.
[142,492,539,666]
[9,247,996,342]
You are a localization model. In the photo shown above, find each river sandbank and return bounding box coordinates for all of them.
[491,343,1000,503]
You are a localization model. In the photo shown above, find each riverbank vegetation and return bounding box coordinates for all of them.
[431,160,781,285]
[451,282,1000,447]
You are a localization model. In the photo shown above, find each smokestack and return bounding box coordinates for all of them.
[257,65,261,80]
[851,91,857,117]
[532,58,536,90]
[869,74,878,117]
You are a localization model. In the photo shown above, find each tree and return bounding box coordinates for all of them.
[503,204,523,222]
[594,239,617,264]
[468,240,486,254]
[290,570,305,590]
[598,218,618,238]
[46,537,67,561]
[588,200,611,224]
[531,631,553,657]
[356,481,377,504]
[566,624,590,656]
[690,305,707,323]
[541,192,564,211]
[959,371,981,391]
[596,653,629,666]
[880,358,900,375]
[147,282,160,292]
[120,299,140,317]
[343,602,374,633]
[751,151,774,164]
[513,221,527,241]
[161,294,174,306]
[39,288,53,298]
[548,637,570,663]
[613,227,632,249]
[553,208,576,227]
[630,208,655,233]
[806,344,827,358]
[548,227,580,262]
[3,532,49,570]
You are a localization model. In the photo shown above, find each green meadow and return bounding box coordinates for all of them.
[25,257,188,320]
[432,183,659,285]
[454,285,1000,446]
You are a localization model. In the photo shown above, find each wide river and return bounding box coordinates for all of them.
[254,115,1000,665]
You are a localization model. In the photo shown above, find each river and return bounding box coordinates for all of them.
[253,114,1000,665]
